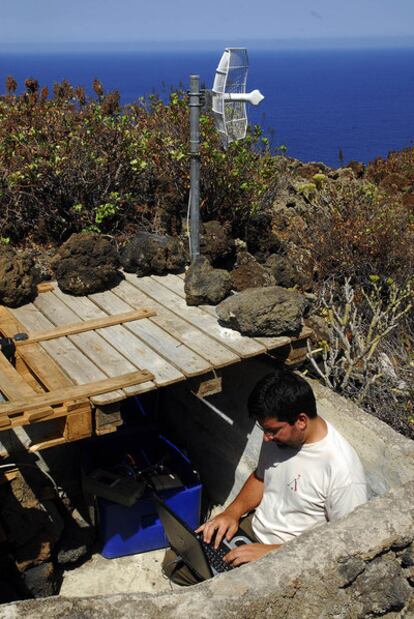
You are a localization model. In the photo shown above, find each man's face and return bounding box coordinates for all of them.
[258,415,307,448]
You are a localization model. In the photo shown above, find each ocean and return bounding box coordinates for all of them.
[1,48,414,167]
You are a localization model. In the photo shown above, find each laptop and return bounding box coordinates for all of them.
[153,495,253,580]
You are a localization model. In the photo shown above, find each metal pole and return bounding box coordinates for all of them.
[189,74,201,260]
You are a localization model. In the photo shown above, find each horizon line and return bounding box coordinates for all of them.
[1,35,414,53]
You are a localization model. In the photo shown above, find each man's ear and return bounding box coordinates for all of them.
[296,412,308,429]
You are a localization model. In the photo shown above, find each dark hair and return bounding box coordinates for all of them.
[248,368,317,424]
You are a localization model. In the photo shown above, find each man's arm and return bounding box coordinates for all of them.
[196,471,264,548]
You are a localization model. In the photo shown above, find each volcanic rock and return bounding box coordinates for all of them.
[21,562,60,598]
[200,220,235,267]
[0,247,38,307]
[351,554,412,617]
[184,255,232,306]
[264,254,302,288]
[0,474,64,572]
[296,161,328,180]
[119,232,186,276]
[52,233,121,295]
[216,286,307,336]
[55,517,93,566]
[231,251,274,291]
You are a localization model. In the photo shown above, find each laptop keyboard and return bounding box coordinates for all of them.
[200,539,233,572]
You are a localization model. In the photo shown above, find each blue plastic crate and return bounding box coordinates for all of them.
[91,432,202,558]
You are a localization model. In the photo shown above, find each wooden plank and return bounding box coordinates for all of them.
[29,436,67,452]
[0,341,53,419]
[0,352,42,401]
[0,370,153,416]
[50,288,185,386]
[95,403,123,436]
[11,303,126,406]
[86,289,214,377]
[0,307,74,392]
[112,280,239,368]
[151,273,274,356]
[126,273,266,359]
[64,409,92,441]
[16,308,156,346]
[32,294,155,400]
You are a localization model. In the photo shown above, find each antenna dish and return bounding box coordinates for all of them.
[212,48,264,148]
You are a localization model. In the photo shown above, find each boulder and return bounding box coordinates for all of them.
[0,475,64,572]
[296,161,329,180]
[55,519,93,566]
[184,256,232,306]
[216,286,307,336]
[0,247,38,307]
[231,251,274,291]
[264,254,302,288]
[200,220,235,267]
[52,233,121,295]
[21,562,59,598]
[350,553,412,617]
[119,232,186,276]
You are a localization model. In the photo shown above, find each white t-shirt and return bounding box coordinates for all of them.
[252,419,368,545]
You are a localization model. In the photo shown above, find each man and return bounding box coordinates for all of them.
[163,367,368,583]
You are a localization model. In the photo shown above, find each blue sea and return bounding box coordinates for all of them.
[1,48,414,167]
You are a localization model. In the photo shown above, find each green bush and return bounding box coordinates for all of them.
[0,77,279,246]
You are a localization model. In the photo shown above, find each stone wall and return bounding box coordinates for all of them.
[3,479,414,618]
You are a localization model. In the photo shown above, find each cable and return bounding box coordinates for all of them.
[186,186,192,258]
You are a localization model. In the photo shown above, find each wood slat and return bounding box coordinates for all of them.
[11,304,126,405]
[0,370,153,417]
[127,273,266,359]
[112,280,239,368]
[0,306,73,392]
[16,308,156,346]
[33,292,158,398]
[86,289,212,377]
[0,333,54,420]
[0,352,43,402]
[51,288,186,386]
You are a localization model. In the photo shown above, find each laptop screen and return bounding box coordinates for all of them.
[154,496,212,580]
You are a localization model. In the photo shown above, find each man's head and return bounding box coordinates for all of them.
[248,368,317,448]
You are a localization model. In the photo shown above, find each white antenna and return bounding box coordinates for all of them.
[212,48,264,148]
[188,48,264,260]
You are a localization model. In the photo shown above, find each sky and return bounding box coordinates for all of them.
[1,0,414,49]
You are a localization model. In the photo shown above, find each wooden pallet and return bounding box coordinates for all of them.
[0,275,313,454]
[0,306,154,453]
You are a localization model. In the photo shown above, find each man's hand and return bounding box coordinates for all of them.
[195,511,239,549]
[224,543,281,567]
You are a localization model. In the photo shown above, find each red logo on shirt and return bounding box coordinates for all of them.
[287,474,301,492]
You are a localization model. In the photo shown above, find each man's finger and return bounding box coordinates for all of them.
[213,523,229,549]
[225,524,238,541]
[224,546,250,565]
[194,523,206,534]
[203,521,219,544]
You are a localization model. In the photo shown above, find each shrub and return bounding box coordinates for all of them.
[0,77,279,246]
[293,179,414,284]
[306,277,414,439]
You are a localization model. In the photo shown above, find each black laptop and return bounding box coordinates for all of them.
[153,495,253,580]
